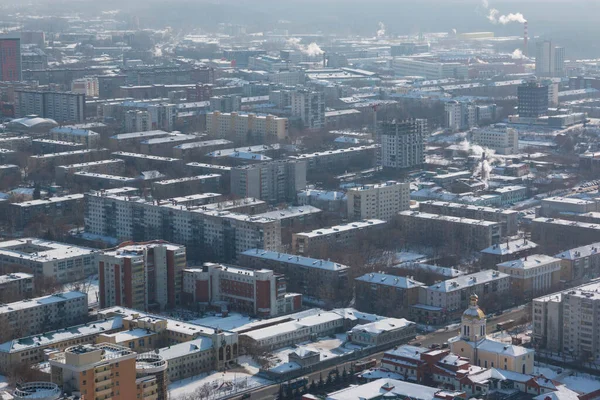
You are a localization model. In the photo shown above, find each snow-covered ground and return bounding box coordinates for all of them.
[169,371,272,400]
[62,275,99,306]
[558,375,600,395]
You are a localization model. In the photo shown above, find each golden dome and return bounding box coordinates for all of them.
[463,293,486,320]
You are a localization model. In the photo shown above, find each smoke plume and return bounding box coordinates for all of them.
[377,22,386,38]
[511,49,525,59]
[286,37,324,56]
[482,0,527,25]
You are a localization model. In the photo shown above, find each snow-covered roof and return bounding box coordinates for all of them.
[0,317,122,353]
[157,337,214,360]
[325,378,443,400]
[348,318,414,335]
[556,242,600,260]
[427,270,508,293]
[497,254,560,270]
[481,239,538,255]
[356,273,425,289]
[476,338,534,357]
[240,249,350,272]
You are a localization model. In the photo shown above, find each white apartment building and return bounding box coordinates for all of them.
[471,124,519,155]
[291,89,325,130]
[292,219,386,256]
[84,192,281,262]
[206,111,288,143]
[71,77,99,97]
[497,254,562,298]
[15,90,86,123]
[418,270,510,315]
[533,280,600,357]
[124,110,151,133]
[0,238,97,283]
[50,126,100,148]
[0,291,87,338]
[346,181,410,221]
[380,119,427,170]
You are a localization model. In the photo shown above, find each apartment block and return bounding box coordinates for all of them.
[55,159,126,185]
[418,200,518,237]
[98,242,187,311]
[540,197,599,217]
[480,239,539,269]
[555,242,600,285]
[230,160,307,204]
[0,238,98,283]
[206,111,288,143]
[151,174,221,199]
[289,145,379,173]
[238,249,350,306]
[15,90,86,122]
[172,139,232,160]
[292,219,386,256]
[411,270,510,324]
[397,211,501,254]
[471,125,519,155]
[347,181,410,221]
[355,273,425,318]
[140,133,198,157]
[531,217,600,254]
[532,280,600,357]
[497,255,562,299]
[0,272,34,302]
[182,263,302,317]
[31,138,86,153]
[0,291,87,339]
[108,130,172,152]
[291,89,325,130]
[380,119,427,170]
[111,151,184,174]
[7,193,84,233]
[27,148,110,173]
[50,126,100,149]
[84,192,280,262]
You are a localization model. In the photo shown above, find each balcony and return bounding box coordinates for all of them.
[95,386,112,397]
[95,369,111,379]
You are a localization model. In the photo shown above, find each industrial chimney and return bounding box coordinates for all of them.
[523,21,528,57]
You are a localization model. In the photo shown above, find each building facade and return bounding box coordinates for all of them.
[347,181,410,221]
[0,37,21,81]
[291,89,325,130]
[15,90,86,122]
[380,119,427,170]
[497,255,562,299]
[355,273,425,318]
[98,242,187,311]
[182,263,302,317]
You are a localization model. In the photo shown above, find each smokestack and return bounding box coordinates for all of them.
[523,21,528,57]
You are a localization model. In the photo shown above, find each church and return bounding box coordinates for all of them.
[449,294,534,374]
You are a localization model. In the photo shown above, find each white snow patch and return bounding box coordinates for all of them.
[169,371,272,399]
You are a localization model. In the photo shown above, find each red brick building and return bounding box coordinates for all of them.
[182,263,301,317]
[0,38,21,81]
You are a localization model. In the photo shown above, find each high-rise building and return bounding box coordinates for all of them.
[0,37,21,81]
[14,90,85,122]
[230,160,307,204]
[380,119,427,170]
[291,89,325,130]
[98,242,187,311]
[517,81,549,118]
[346,181,411,221]
[535,41,565,77]
[182,263,302,317]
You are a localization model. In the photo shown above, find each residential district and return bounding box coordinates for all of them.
[0,1,600,400]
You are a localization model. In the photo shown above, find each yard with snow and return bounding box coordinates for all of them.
[169,371,272,400]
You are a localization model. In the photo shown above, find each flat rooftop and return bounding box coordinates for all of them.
[110,130,170,140]
[481,239,538,255]
[152,174,221,186]
[289,145,379,160]
[0,291,85,314]
[532,217,600,230]
[399,211,499,227]
[497,254,561,270]
[112,151,181,162]
[10,193,84,208]
[254,206,321,220]
[356,273,424,289]
[0,317,123,353]
[295,219,386,238]
[240,249,350,272]
[428,270,509,293]
[0,272,33,285]
[29,148,106,159]
[0,238,97,262]
[420,200,518,215]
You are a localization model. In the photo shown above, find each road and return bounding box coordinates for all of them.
[229,306,528,400]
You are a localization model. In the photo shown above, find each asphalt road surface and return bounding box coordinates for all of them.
[230,306,529,400]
